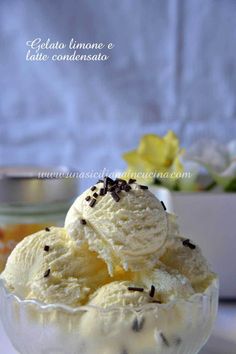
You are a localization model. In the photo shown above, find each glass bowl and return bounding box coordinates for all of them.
[0,278,219,354]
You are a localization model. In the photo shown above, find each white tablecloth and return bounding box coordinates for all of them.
[0,303,235,354]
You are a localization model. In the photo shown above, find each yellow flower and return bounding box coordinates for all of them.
[122,131,184,186]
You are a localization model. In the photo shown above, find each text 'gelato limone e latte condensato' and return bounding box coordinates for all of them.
[0,177,218,354]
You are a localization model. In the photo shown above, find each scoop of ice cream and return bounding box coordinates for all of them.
[160,236,216,291]
[135,263,194,303]
[79,268,195,353]
[65,178,177,274]
[0,227,111,306]
[79,280,202,354]
[79,280,155,346]
[88,280,152,308]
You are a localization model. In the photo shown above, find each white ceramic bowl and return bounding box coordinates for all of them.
[151,187,235,299]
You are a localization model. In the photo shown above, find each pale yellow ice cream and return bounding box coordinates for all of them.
[1,180,215,307]
[88,281,152,307]
[0,227,111,306]
[79,281,154,353]
[87,270,194,307]
[135,263,195,303]
[160,236,216,292]
[65,179,178,274]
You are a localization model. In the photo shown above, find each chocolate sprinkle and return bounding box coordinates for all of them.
[106,177,116,193]
[139,185,148,190]
[44,269,51,278]
[174,337,182,346]
[108,177,115,184]
[45,227,50,232]
[124,184,131,192]
[111,192,120,202]
[161,201,167,211]
[104,176,114,191]
[149,285,155,298]
[89,198,96,207]
[104,177,109,192]
[44,245,50,252]
[80,219,87,225]
[85,176,137,206]
[132,317,145,332]
[128,178,136,184]
[151,300,162,304]
[183,239,196,250]
[108,185,117,192]
[99,188,105,196]
[117,179,127,187]
[128,287,144,292]
[160,333,169,347]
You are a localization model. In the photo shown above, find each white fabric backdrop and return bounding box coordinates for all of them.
[0,0,236,189]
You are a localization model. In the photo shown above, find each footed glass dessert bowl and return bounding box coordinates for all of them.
[0,278,218,354]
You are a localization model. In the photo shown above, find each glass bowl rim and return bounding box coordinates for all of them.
[0,278,219,315]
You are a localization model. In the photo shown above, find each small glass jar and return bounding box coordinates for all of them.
[0,166,78,272]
